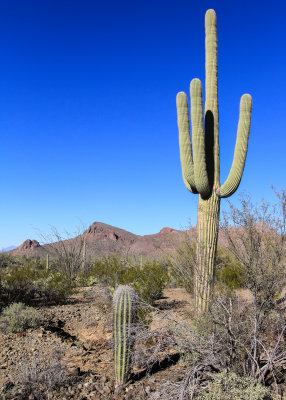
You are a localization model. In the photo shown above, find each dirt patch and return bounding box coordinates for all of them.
[0,287,191,399]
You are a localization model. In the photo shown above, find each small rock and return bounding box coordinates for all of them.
[69,366,80,376]
[84,380,96,390]
[103,385,111,394]
[2,381,14,393]
[88,391,98,399]
[0,377,9,386]
[145,386,151,394]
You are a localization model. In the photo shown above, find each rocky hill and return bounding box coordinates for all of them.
[11,239,46,257]
[10,222,196,259]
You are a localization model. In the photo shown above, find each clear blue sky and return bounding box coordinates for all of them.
[0,0,285,248]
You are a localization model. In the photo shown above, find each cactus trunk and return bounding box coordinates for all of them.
[195,194,220,312]
[176,9,252,313]
[113,285,137,385]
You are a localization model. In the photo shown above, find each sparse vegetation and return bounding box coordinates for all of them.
[197,370,270,400]
[0,302,41,333]
[215,247,247,290]
[0,262,73,306]
[88,255,169,305]
[39,225,90,280]
[168,239,196,293]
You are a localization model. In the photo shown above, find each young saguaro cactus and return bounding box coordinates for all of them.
[113,285,138,385]
[46,253,49,272]
[176,9,252,313]
[81,236,86,272]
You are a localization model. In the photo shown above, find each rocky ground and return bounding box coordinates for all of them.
[0,287,194,400]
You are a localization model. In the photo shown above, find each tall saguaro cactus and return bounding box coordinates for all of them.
[176,9,252,313]
[113,285,138,385]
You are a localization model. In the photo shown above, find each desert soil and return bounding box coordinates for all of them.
[0,287,194,400]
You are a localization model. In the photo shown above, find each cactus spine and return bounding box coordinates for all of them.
[113,285,137,385]
[176,9,252,313]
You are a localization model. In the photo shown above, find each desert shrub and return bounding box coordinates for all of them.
[91,255,126,287]
[222,191,286,308]
[0,302,41,333]
[23,352,69,391]
[6,344,77,400]
[160,288,284,399]
[37,272,73,304]
[132,261,169,304]
[89,256,169,305]
[168,241,196,293]
[0,264,73,306]
[0,265,40,304]
[39,225,88,280]
[169,242,247,293]
[197,370,270,400]
[0,253,15,269]
[75,274,98,287]
[215,263,246,289]
[215,248,247,289]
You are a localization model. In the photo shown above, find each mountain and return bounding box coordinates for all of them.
[11,239,47,257]
[10,221,195,259]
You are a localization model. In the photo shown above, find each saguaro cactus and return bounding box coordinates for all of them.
[46,253,49,272]
[81,236,86,272]
[176,9,252,313]
[113,285,138,385]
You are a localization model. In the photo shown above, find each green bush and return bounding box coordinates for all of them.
[91,255,126,288]
[0,253,15,269]
[215,248,247,289]
[89,256,169,305]
[75,274,98,287]
[132,261,169,304]
[1,265,40,304]
[37,272,73,304]
[169,244,248,293]
[0,264,73,306]
[197,370,271,400]
[0,302,42,333]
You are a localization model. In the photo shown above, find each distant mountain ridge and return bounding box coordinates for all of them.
[1,245,17,253]
[10,221,195,259]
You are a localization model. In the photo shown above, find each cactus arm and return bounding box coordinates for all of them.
[176,92,198,193]
[217,94,252,198]
[205,9,220,186]
[190,78,211,197]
